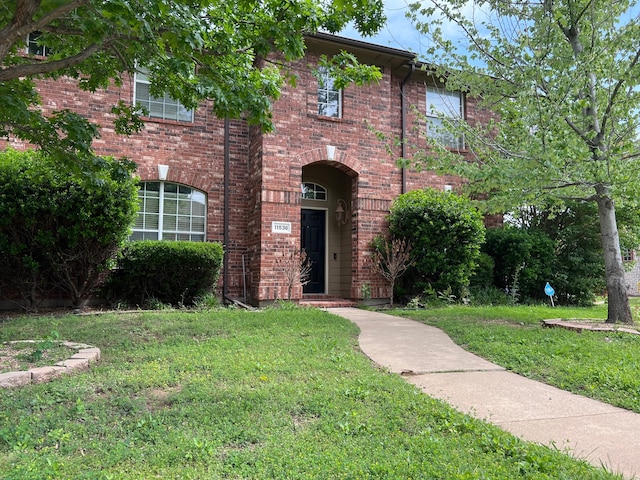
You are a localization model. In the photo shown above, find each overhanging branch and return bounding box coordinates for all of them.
[0,0,89,63]
[0,42,104,81]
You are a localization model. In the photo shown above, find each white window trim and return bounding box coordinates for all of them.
[317,68,342,119]
[426,86,464,149]
[26,32,51,57]
[301,182,327,201]
[132,181,206,241]
[133,66,194,122]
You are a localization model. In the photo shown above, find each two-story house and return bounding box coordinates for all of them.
[5,33,497,307]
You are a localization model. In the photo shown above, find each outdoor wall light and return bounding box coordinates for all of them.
[158,164,169,181]
[335,199,349,224]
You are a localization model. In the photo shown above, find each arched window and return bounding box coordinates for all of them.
[131,182,206,241]
[301,182,327,200]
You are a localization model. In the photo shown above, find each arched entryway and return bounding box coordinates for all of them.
[301,162,355,298]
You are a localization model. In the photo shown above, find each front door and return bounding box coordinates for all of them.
[301,209,326,294]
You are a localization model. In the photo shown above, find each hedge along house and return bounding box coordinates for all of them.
[4,33,497,307]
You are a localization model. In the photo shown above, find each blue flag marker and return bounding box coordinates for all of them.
[545,282,555,307]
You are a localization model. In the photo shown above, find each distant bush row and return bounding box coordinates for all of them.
[380,188,610,306]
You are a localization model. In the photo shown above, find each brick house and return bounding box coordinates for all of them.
[623,250,639,296]
[5,33,497,307]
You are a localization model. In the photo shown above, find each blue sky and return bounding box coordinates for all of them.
[337,0,477,61]
[338,0,429,56]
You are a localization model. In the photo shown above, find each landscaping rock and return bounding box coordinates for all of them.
[56,358,90,372]
[29,366,66,384]
[1,342,101,388]
[76,348,101,362]
[0,371,31,388]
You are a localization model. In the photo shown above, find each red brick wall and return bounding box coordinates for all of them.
[2,40,499,306]
[2,75,251,301]
[252,53,405,302]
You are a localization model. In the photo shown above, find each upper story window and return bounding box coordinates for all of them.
[131,182,206,241]
[26,32,51,57]
[301,183,327,200]
[623,249,634,262]
[134,66,194,122]
[317,67,342,118]
[426,86,464,149]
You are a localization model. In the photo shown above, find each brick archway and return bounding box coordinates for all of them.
[300,159,357,300]
[136,164,218,193]
[297,146,360,177]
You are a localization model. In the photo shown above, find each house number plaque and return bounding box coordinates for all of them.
[272,221,292,234]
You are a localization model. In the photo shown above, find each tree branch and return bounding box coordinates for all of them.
[0,42,104,81]
[599,46,640,143]
[0,0,88,63]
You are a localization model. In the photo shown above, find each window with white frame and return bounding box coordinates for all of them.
[301,183,327,200]
[426,86,464,149]
[134,66,194,122]
[131,182,206,241]
[26,32,51,57]
[317,67,342,118]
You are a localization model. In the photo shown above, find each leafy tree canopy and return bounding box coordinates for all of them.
[405,0,640,322]
[0,0,385,165]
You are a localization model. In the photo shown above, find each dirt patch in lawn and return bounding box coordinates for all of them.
[0,341,76,374]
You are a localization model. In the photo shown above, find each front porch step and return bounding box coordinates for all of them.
[299,296,357,308]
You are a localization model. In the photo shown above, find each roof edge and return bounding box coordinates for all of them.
[307,32,417,60]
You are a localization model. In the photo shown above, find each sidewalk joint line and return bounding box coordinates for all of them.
[400,367,506,376]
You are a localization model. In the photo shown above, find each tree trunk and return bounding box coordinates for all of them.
[596,190,633,324]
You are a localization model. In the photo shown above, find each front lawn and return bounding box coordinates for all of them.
[0,308,620,479]
[395,304,640,413]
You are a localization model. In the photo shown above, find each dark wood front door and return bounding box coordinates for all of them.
[301,209,326,294]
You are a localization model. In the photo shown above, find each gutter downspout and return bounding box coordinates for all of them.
[400,62,416,194]
[223,117,230,302]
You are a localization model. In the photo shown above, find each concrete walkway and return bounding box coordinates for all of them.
[328,307,640,479]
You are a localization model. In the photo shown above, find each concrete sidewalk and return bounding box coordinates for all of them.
[328,307,640,479]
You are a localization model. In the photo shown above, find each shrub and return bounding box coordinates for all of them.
[470,252,495,288]
[0,148,138,310]
[388,188,485,299]
[102,240,224,307]
[483,226,555,302]
[502,202,609,305]
[370,235,414,305]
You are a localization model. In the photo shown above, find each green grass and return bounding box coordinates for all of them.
[0,308,620,479]
[394,303,640,413]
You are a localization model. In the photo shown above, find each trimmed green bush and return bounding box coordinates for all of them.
[388,188,485,299]
[102,240,224,307]
[0,148,138,309]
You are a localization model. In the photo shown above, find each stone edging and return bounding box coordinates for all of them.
[0,341,101,388]
[542,318,640,335]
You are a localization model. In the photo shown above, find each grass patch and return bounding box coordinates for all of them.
[0,308,621,478]
[394,304,640,413]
